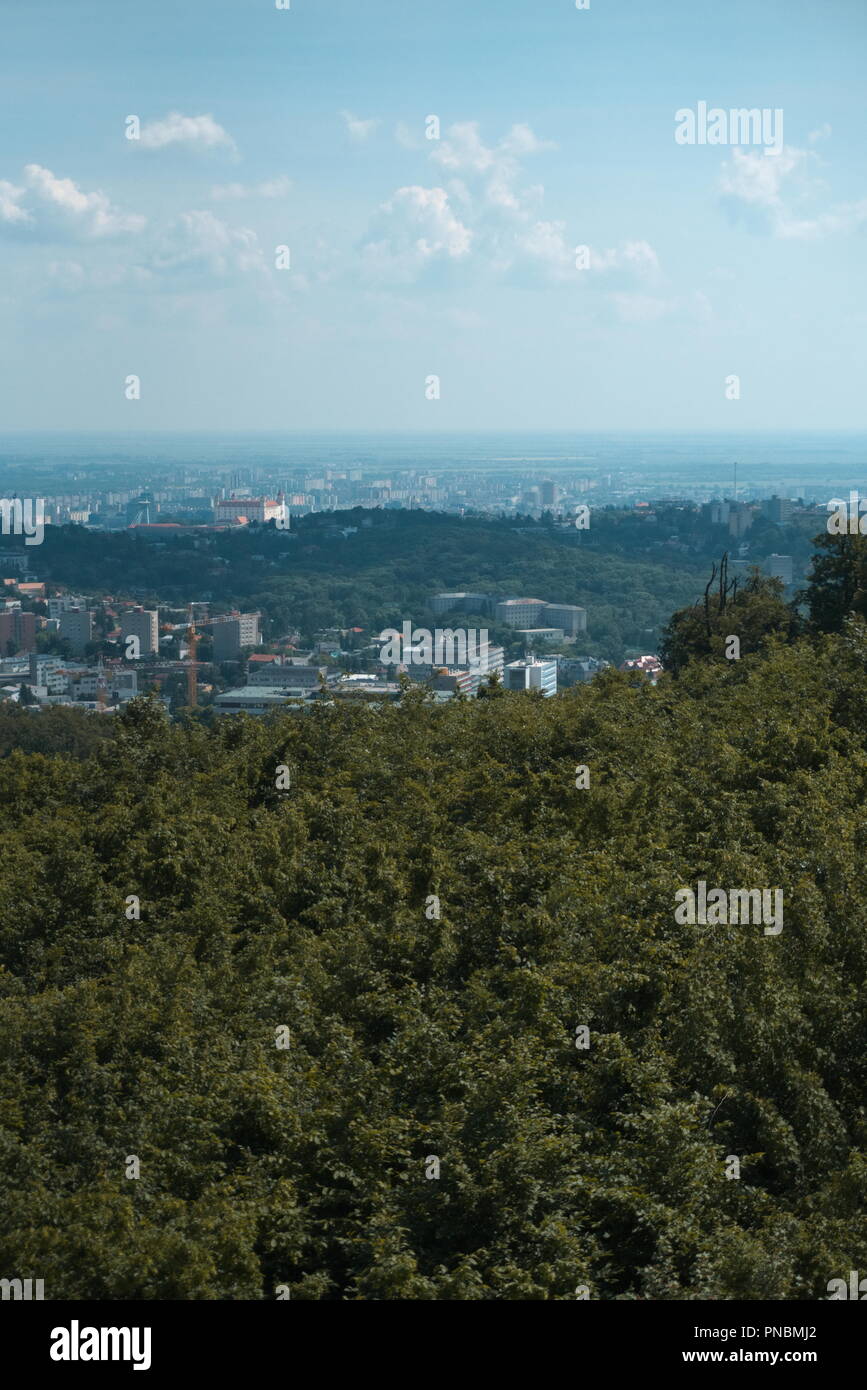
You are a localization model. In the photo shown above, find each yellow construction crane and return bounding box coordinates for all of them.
[185,602,209,707]
[186,606,198,706]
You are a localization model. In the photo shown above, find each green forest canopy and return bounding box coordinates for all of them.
[1,534,866,1298]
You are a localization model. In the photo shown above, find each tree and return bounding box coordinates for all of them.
[800,531,867,633]
[660,558,796,675]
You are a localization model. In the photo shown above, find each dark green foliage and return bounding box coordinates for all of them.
[0,703,114,758]
[2,511,708,665]
[1,630,867,1299]
[660,561,798,676]
[801,532,867,634]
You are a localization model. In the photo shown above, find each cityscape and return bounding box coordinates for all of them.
[0,464,829,715]
[2,0,866,1356]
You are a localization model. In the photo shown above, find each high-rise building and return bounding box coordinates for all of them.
[212,612,261,661]
[767,554,794,585]
[763,496,793,525]
[504,658,557,697]
[0,609,36,654]
[540,480,558,507]
[59,608,93,654]
[728,504,755,537]
[121,606,159,656]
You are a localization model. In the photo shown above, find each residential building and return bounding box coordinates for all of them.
[59,608,93,654]
[212,612,261,661]
[28,654,65,694]
[0,609,36,654]
[727,504,755,538]
[621,655,663,685]
[121,606,159,656]
[767,554,794,585]
[763,496,793,525]
[47,595,88,620]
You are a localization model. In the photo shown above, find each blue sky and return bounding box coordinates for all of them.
[0,0,864,430]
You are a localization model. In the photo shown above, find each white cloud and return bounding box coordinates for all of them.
[137,112,237,153]
[431,121,554,217]
[360,121,660,297]
[360,185,472,282]
[777,198,867,240]
[588,240,661,277]
[0,165,144,238]
[808,124,832,145]
[719,145,808,213]
[340,111,379,143]
[718,144,867,238]
[506,224,662,289]
[0,179,29,225]
[210,175,291,201]
[149,210,266,277]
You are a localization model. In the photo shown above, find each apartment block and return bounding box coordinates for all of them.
[47,595,88,620]
[763,496,793,525]
[59,607,93,654]
[121,606,159,656]
[766,554,794,585]
[0,609,36,654]
[212,612,261,661]
[28,654,65,694]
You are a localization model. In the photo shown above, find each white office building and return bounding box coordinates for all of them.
[504,658,557,697]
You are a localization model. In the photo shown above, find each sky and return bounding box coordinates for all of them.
[0,0,865,432]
